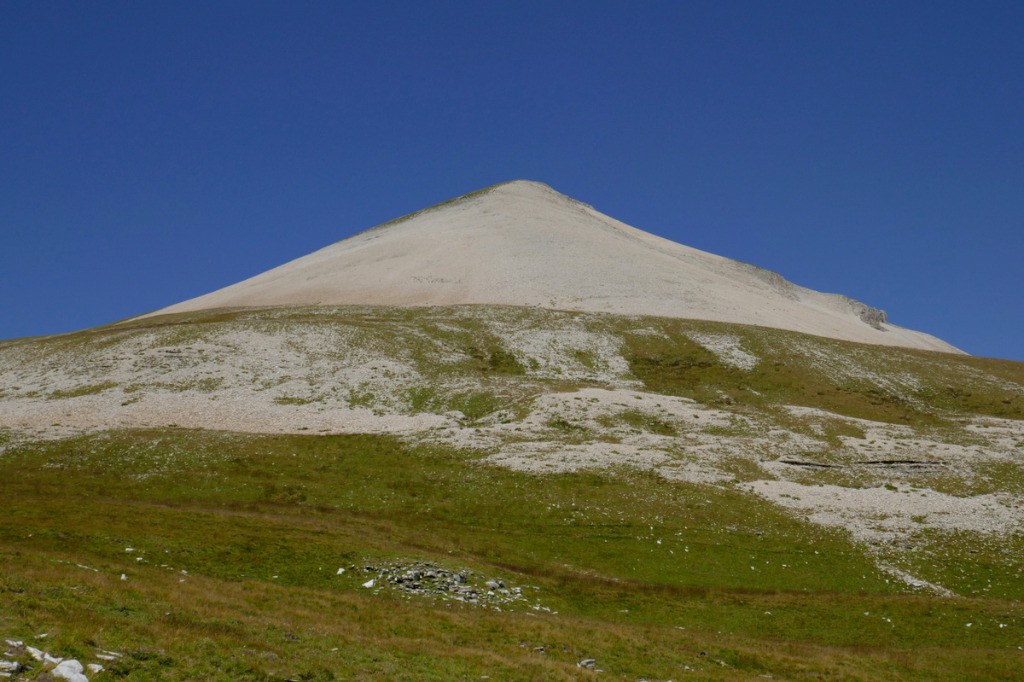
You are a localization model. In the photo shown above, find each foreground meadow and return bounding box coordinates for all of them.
[2,428,1021,681]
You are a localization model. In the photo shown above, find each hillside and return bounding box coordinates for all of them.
[148,181,959,353]
[1,305,1021,680]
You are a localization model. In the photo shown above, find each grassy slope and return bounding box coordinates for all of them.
[1,430,1021,680]
[1,306,1023,680]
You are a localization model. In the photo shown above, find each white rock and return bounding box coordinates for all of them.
[52,659,88,682]
[0,661,20,672]
[362,579,375,588]
[336,567,345,574]
[25,646,44,660]
[87,663,104,673]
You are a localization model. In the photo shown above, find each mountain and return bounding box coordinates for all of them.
[1,183,1022,680]
[151,180,959,353]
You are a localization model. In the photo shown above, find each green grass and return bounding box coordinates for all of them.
[599,409,678,436]
[890,527,1024,601]
[407,385,513,422]
[2,429,1022,680]
[616,317,1024,427]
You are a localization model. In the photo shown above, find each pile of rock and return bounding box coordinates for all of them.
[355,560,537,610]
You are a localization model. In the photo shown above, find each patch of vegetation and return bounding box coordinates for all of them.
[347,387,377,409]
[618,316,1023,427]
[49,381,120,399]
[974,460,1024,496]
[406,385,439,413]
[123,378,226,394]
[615,409,678,436]
[406,386,509,422]
[571,348,599,370]
[715,455,771,483]
[274,395,320,406]
[162,377,225,393]
[889,527,1024,601]
[546,416,587,433]
[447,391,506,421]
[461,344,525,375]
[191,377,224,393]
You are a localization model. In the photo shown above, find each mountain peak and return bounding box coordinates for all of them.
[148,183,960,353]
[491,179,555,191]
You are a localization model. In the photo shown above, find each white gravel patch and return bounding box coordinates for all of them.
[0,392,449,439]
[686,332,759,370]
[781,405,1021,474]
[426,388,819,485]
[741,479,1024,544]
[488,321,638,385]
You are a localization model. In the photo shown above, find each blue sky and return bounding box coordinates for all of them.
[2,2,1021,360]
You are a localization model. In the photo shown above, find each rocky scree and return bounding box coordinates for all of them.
[354,560,544,611]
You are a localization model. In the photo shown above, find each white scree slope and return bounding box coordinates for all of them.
[150,180,959,353]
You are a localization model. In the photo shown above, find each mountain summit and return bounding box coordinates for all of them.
[153,180,958,353]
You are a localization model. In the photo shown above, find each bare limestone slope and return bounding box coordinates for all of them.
[150,181,959,353]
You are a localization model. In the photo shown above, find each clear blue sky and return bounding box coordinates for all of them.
[2,2,1021,360]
